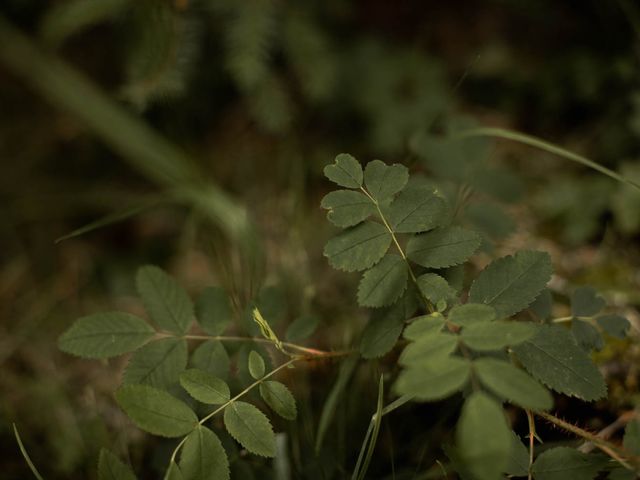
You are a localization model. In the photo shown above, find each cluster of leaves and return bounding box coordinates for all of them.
[321,154,637,479]
[58,265,298,479]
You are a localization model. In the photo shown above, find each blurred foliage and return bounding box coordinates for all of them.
[1,0,639,478]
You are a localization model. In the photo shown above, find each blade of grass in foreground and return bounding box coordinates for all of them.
[0,16,251,242]
[457,127,640,192]
[13,423,44,480]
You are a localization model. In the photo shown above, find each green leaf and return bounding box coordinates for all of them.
[448,303,496,327]
[403,314,445,340]
[363,160,409,201]
[456,392,511,480]
[407,226,481,268]
[179,369,230,405]
[190,341,230,380]
[512,325,607,401]
[460,321,538,352]
[468,250,553,318]
[136,265,194,334]
[415,273,456,306]
[324,221,392,272]
[98,449,137,480]
[571,286,605,317]
[320,190,375,227]
[123,338,188,388]
[223,401,276,457]
[58,312,155,358]
[530,289,553,320]
[394,356,471,401]
[359,303,406,359]
[195,287,232,336]
[115,384,197,437]
[285,314,319,342]
[357,254,408,307]
[248,351,265,379]
[179,426,230,480]
[571,319,604,351]
[474,357,553,411]
[387,185,448,233]
[596,314,631,339]
[259,381,297,420]
[399,332,458,366]
[531,447,607,480]
[164,461,183,480]
[506,431,530,477]
[623,419,640,456]
[323,153,363,188]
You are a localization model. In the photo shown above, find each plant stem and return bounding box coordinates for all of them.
[155,332,353,358]
[168,357,299,466]
[535,411,635,470]
[526,410,535,480]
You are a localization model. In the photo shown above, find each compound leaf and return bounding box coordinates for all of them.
[394,356,471,401]
[596,314,631,339]
[448,303,496,327]
[399,332,458,366]
[285,314,319,342]
[195,287,232,336]
[461,321,538,352]
[387,185,448,233]
[179,426,230,480]
[456,392,511,480]
[324,221,392,272]
[321,190,375,227]
[164,462,183,480]
[259,381,297,420]
[98,449,137,480]
[363,160,409,201]
[571,286,605,317]
[324,153,363,188]
[407,226,481,269]
[506,431,530,477]
[415,273,456,306]
[248,351,265,379]
[474,357,553,411]
[190,341,230,380]
[512,325,606,401]
[360,303,406,359]
[58,312,154,358]
[116,384,197,438]
[531,447,608,480]
[403,314,446,340]
[136,265,194,334]
[179,369,230,405]
[223,401,275,457]
[357,254,408,307]
[468,250,553,318]
[123,337,187,388]
[571,319,604,351]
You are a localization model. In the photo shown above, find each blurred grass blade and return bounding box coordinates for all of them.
[353,375,384,480]
[55,198,162,243]
[39,0,130,47]
[315,355,358,454]
[13,423,44,480]
[0,16,251,242]
[457,127,640,192]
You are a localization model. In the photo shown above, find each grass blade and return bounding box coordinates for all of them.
[13,423,44,480]
[457,127,640,192]
[314,355,358,453]
[353,375,385,480]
